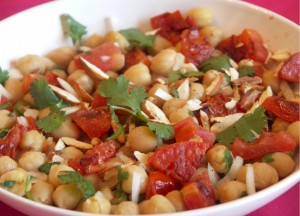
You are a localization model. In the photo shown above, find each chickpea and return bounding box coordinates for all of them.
[67,69,94,94]
[51,117,81,140]
[82,194,111,214]
[5,78,25,102]
[0,156,18,176]
[103,31,130,52]
[0,110,16,130]
[237,162,279,190]
[113,201,139,215]
[126,126,157,153]
[272,118,290,132]
[200,26,224,47]
[18,151,46,171]
[23,93,35,106]
[189,82,205,100]
[267,152,295,178]
[153,35,173,53]
[46,47,76,68]
[20,130,46,151]
[150,49,185,77]
[162,98,186,117]
[84,174,101,191]
[121,165,148,194]
[139,194,176,214]
[52,183,81,209]
[169,108,190,124]
[100,186,114,201]
[49,68,67,79]
[207,144,233,174]
[286,121,300,144]
[124,63,152,86]
[67,60,77,75]
[186,8,214,27]
[61,147,84,162]
[30,181,54,205]
[217,181,247,203]
[165,190,186,212]
[147,83,170,108]
[262,70,280,93]
[13,54,54,75]
[84,33,104,48]
[48,164,74,188]
[0,168,28,196]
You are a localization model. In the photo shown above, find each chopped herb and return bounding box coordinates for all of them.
[171,86,179,98]
[25,176,36,200]
[111,166,129,205]
[58,171,95,200]
[0,67,9,85]
[60,14,87,47]
[13,100,31,116]
[241,191,247,197]
[147,121,174,140]
[224,148,233,173]
[106,106,124,141]
[168,70,203,83]
[0,102,10,110]
[119,28,155,49]
[238,65,255,77]
[199,55,231,72]
[0,128,9,138]
[262,153,274,163]
[38,162,61,174]
[52,65,67,71]
[217,107,267,145]
[37,110,67,133]
[0,180,16,188]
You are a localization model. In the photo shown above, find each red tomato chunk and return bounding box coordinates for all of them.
[278,52,300,83]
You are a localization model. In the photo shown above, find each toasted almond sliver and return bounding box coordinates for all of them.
[79,57,109,80]
[49,84,81,104]
[57,77,78,97]
[61,137,93,149]
[61,106,81,115]
[144,100,170,124]
[69,80,94,102]
[177,78,190,100]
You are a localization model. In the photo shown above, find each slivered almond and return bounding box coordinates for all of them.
[57,77,78,97]
[79,57,109,80]
[54,138,66,151]
[200,111,210,131]
[61,106,81,115]
[0,84,12,99]
[177,78,190,100]
[183,99,202,111]
[154,88,173,101]
[232,76,262,86]
[49,84,81,104]
[143,100,170,124]
[205,74,225,97]
[69,80,94,102]
[210,113,244,133]
[61,137,93,149]
[271,49,291,62]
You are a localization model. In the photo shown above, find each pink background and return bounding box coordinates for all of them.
[0,0,299,215]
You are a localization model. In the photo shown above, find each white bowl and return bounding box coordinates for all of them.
[0,0,299,216]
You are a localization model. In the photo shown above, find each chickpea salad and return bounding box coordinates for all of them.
[0,7,299,215]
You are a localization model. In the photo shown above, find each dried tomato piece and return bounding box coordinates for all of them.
[278,52,300,83]
[123,48,151,71]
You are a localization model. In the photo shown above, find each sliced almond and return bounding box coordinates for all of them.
[54,138,66,151]
[205,74,225,97]
[177,78,190,100]
[210,113,244,133]
[271,49,291,62]
[183,99,202,111]
[232,76,262,86]
[57,77,78,97]
[61,137,93,150]
[61,106,81,115]
[0,84,12,99]
[49,84,81,104]
[69,80,94,102]
[154,87,173,101]
[79,57,109,80]
[144,100,170,124]
[225,99,238,110]
[200,110,210,131]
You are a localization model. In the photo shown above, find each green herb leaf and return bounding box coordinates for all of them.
[199,55,231,72]
[60,14,87,47]
[216,107,267,145]
[119,28,155,49]
[30,78,61,109]
[147,121,175,140]
[0,180,16,188]
[0,128,9,138]
[262,153,274,163]
[171,86,179,98]
[224,148,233,173]
[58,171,95,200]
[13,100,31,116]
[0,102,10,110]
[168,70,203,83]
[25,176,36,200]
[238,65,255,77]
[0,67,9,85]
[111,166,129,205]
[37,110,67,133]
[106,107,124,141]
[38,162,61,174]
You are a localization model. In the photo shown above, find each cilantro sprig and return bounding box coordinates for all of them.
[0,180,16,188]
[216,107,267,145]
[38,162,61,174]
[199,55,232,72]
[111,166,129,205]
[25,176,36,200]
[119,28,155,49]
[58,171,95,200]
[0,67,9,85]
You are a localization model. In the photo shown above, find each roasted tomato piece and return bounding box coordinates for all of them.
[23,73,60,93]
[0,124,25,158]
[123,48,151,71]
[174,117,215,145]
[71,107,112,139]
[180,29,214,67]
[68,141,116,175]
[75,42,124,72]
[278,52,300,83]
[217,29,268,63]
[261,96,299,122]
[91,92,107,109]
[151,10,190,45]
[230,131,297,160]
[146,171,179,199]
[181,171,215,209]
[148,141,212,185]
[0,96,13,111]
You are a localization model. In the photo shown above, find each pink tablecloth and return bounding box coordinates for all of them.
[0,0,299,215]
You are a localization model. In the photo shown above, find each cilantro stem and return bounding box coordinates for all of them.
[106,106,124,141]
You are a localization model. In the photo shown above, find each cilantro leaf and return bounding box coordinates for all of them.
[60,14,87,47]
[0,67,9,85]
[216,107,267,145]
[262,153,274,163]
[0,180,16,188]
[111,166,129,205]
[30,78,61,109]
[106,107,124,141]
[147,121,175,139]
[0,128,9,138]
[0,102,10,110]
[37,110,67,133]
[238,65,255,77]
[199,55,231,72]
[58,171,95,200]
[38,162,61,174]
[119,28,155,49]
[25,176,35,200]
[168,70,203,83]
[99,75,147,114]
